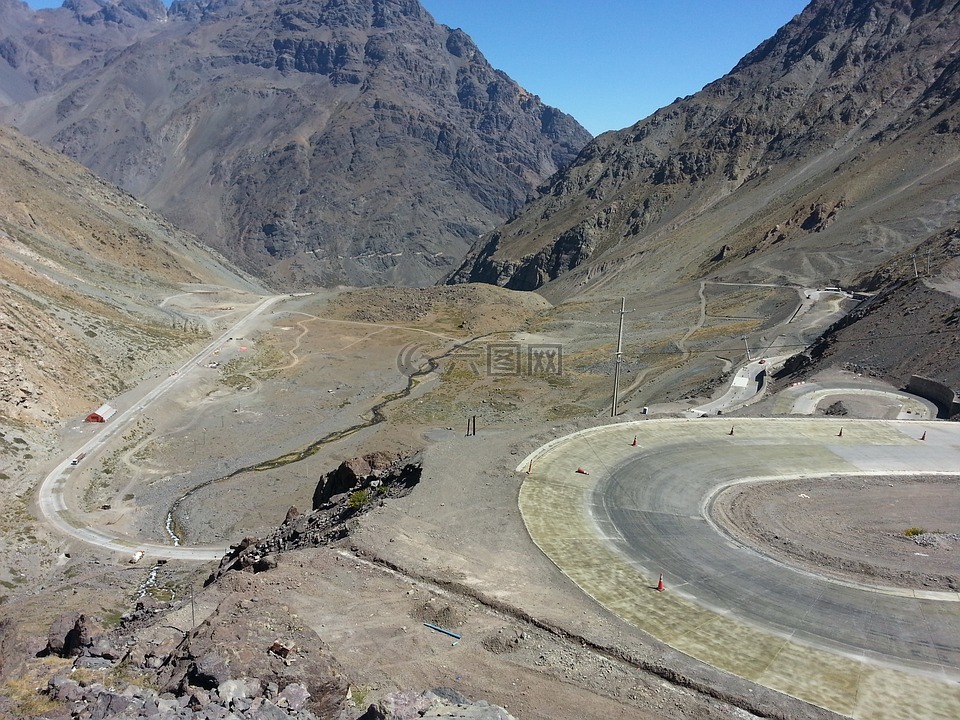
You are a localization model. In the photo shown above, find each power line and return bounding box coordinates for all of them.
[626,327,958,359]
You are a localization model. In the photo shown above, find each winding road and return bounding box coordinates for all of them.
[37,294,284,562]
[518,418,960,719]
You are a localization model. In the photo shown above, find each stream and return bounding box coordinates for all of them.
[163,337,486,544]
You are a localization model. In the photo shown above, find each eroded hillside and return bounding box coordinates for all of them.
[450,0,960,303]
[0,124,263,479]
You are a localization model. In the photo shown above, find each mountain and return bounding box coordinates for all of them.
[0,123,263,467]
[448,0,960,302]
[779,221,960,403]
[0,0,591,288]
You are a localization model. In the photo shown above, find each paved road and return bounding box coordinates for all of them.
[774,379,939,419]
[686,357,775,416]
[37,294,284,562]
[518,418,960,719]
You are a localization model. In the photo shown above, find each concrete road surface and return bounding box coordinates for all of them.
[518,418,960,719]
[687,357,773,416]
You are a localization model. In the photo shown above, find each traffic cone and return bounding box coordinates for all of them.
[632,436,638,446]
[729,427,735,436]
[527,460,533,474]
[576,467,589,475]
[920,431,926,441]
[656,573,665,592]
[838,427,843,437]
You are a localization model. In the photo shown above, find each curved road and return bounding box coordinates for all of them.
[518,418,960,719]
[37,294,285,562]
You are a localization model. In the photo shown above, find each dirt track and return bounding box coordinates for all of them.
[712,474,960,591]
[9,285,945,720]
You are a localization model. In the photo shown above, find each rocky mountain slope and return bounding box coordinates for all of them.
[448,0,960,304]
[0,122,263,483]
[0,0,591,288]
[778,221,960,399]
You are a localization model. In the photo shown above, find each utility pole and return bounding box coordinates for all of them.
[743,336,751,361]
[611,297,634,417]
[912,254,919,279]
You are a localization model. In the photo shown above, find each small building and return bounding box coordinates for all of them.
[85,403,117,423]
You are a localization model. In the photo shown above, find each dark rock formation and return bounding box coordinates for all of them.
[313,450,414,506]
[823,401,849,416]
[0,0,591,288]
[208,452,421,583]
[45,613,103,658]
[448,0,960,297]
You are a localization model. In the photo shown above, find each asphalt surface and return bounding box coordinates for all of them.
[518,418,960,719]
[686,357,774,416]
[37,294,284,562]
[774,380,939,419]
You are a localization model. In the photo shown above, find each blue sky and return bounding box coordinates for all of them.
[23,0,810,135]
[420,1,810,135]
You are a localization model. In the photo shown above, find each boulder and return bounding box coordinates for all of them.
[88,691,132,720]
[277,682,310,711]
[282,506,301,525]
[48,676,84,703]
[186,652,232,691]
[46,613,102,657]
[218,678,250,704]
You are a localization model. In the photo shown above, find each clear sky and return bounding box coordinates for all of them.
[420,0,810,135]
[22,0,810,136]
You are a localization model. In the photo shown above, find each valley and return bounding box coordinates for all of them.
[2,0,960,718]
[6,273,958,720]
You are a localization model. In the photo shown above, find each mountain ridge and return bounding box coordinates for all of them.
[447,0,960,302]
[0,0,591,287]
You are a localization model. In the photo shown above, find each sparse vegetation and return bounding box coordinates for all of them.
[350,685,369,707]
[101,608,126,628]
[145,585,176,602]
[0,658,70,717]
[904,527,926,537]
[347,489,370,510]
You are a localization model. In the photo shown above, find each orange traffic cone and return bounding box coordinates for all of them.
[656,573,665,592]
[527,460,533,474]
[632,436,638,446]
[576,467,589,475]
[920,431,927,441]
[838,427,843,437]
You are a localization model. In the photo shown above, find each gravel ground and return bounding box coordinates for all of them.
[712,474,960,591]
[4,287,921,720]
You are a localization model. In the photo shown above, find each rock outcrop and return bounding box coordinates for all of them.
[207,452,422,583]
[45,613,103,658]
[448,0,960,299]
[0,0,591,287]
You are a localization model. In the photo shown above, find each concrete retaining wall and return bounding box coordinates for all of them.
[907,375,960,418]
